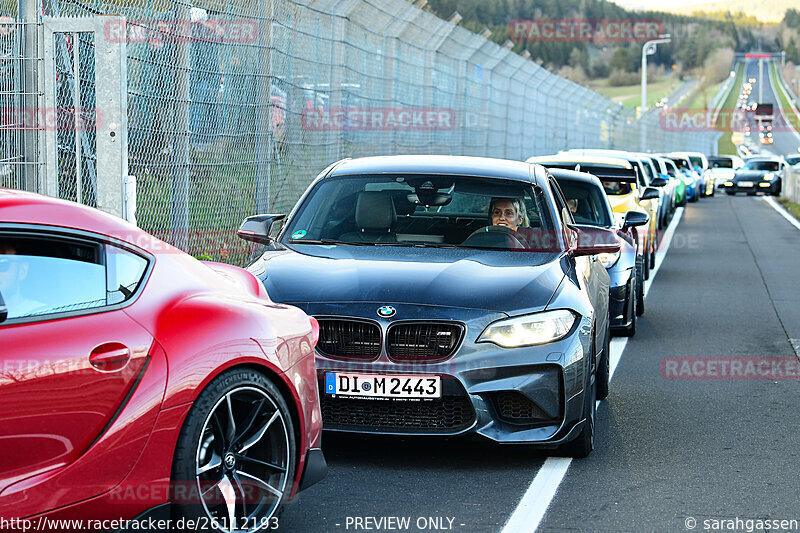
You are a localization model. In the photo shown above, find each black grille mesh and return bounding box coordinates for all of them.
[387,323,463,362]
[316,319,381,360]
[321,395,475,433]
[493,391,556,425]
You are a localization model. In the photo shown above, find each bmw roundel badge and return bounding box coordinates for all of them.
[377,305,396,318]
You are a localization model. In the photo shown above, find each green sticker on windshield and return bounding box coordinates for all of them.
[291,230,307,239]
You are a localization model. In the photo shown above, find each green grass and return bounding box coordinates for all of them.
[715,62,744,155]
[769,62,800,131]
[778,198,800,222]
[687,80,724,110]
[591,77,680,109]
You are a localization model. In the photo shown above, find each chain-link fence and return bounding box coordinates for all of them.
[17,0,719,263]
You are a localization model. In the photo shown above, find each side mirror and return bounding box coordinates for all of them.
[0,290,7,323]
[237,214,286,245]
[640,187,660,200]
[571,225,621,257]
[622,210,649,229]
[650,177,667,187]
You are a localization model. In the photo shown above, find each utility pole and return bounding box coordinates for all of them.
[640,34,671,151]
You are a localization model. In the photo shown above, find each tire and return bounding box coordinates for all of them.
[618,277,637,337]
[561,362,596,458]
[635,255,645,317]
[689,194,698,203]
[643,249,651,280]
[596,324,611,400]
[649,234,657,270]
[172,368,296,532]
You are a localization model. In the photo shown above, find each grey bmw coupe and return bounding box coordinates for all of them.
[240,156,618,457]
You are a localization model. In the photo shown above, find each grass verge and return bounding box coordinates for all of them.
[778,197,800,222]
[590,77,680,109]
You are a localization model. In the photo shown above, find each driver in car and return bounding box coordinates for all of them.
[489,197,529,231]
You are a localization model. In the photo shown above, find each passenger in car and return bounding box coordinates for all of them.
[0,243,46,319]
[489,197,529,231]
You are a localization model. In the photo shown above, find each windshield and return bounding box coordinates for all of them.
[743,160,779,171]
[785,156,800,165]
[557,180,613,227]
[688,156,703,168]
[669,157,691,171]
[601,179,633,196]
[281,174,555,252]
[709,158,733,168]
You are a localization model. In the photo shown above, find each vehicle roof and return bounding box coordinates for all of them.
[547,167,603,185]
[329,155,536,183]
[561,148,651,163]
[527,154,634,169]
[0,188,162,253]
[744,155,782,162]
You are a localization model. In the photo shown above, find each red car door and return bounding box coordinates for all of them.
[0,231,155,516]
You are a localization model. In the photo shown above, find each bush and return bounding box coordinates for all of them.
[608,69,641,87]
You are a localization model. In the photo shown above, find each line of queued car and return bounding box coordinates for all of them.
[0,146,722,529]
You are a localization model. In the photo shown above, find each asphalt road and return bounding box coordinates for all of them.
[279,195,800,533]
[740,58,800,156]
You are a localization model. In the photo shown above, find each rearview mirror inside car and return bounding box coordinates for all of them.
[237,214,287,245]
[571,225,620,257]
[622,210,649,229]
[640,187,660,200]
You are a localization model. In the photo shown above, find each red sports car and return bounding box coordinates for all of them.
[0,189,325,531]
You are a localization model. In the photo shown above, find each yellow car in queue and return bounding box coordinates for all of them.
[526,154,660,280]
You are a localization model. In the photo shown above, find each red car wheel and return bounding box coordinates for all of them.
[172,368,296,531]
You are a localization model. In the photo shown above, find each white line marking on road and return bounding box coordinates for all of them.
[500,206,685,533]
[763,196,800,232]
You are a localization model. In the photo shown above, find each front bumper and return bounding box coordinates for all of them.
[306,303,594,445]
[722,180,779,195]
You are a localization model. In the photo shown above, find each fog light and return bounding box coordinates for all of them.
[759,182,771,187]
[724,181,734,186]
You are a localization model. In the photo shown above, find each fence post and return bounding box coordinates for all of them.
[21,0,39,192]
[171,4,190,251]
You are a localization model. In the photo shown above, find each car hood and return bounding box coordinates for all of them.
[248,245,568,315]
[734,170,771,180]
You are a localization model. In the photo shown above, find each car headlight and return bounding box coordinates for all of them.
[763,173,775,181]
[598,251,621,268]
[478,310,576,348]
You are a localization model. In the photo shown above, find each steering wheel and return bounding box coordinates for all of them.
[463,225,526,249]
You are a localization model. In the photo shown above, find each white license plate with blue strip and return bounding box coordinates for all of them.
[325,372,441,399]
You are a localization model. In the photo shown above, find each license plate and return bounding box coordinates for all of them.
[325,373,441,399]
[738,181,753,187]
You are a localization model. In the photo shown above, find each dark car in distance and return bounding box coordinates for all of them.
[723,156,784,196]
[550,168,649,336]
[239,155,619,457]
